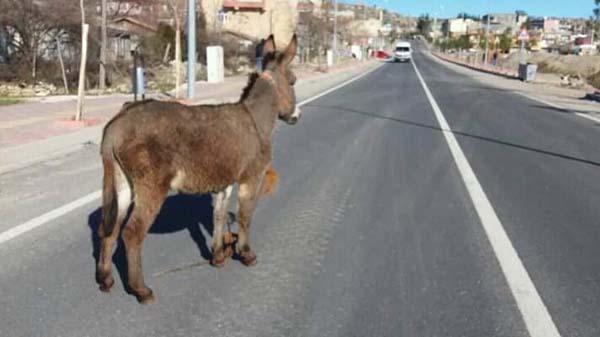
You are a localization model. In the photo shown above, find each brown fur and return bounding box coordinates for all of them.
[95,34,299,304]
[261,165,279,197]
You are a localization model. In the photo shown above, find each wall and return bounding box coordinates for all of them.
[202,0,297,44]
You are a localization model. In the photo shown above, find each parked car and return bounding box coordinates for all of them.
[375,50,390,59]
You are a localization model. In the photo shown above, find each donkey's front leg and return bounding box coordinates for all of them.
[211,185,233,267]
[237,177,262,267]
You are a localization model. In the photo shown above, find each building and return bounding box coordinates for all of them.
[202,0,298,44]
[482,11,528,34]
[443,18,480,37]
[530,17,560,33]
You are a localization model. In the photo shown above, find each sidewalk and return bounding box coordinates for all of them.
[0,59,380,175]
[426,51,600,119]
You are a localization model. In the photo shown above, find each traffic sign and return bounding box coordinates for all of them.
[518,29,530,42]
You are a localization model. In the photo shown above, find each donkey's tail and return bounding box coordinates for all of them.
[98,153,119,238]
[98,147,131,239]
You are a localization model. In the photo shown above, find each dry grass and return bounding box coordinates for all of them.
[0,97,21,106]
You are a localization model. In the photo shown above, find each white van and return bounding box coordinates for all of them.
[394,41,412,62]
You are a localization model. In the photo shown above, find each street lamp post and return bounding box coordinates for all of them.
[187,0,196,99]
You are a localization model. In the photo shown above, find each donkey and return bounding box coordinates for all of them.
[95,34,300,304]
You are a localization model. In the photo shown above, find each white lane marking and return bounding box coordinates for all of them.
[514,91,600,124]
[411,60,562,337]
[297,62,383,108]
[0,63,383,246]
[0,191,101,245]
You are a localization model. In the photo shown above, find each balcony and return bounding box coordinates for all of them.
[222,0,265,10]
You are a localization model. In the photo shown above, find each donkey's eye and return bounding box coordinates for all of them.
[290,75,296,86]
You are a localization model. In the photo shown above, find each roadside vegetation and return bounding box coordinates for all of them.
[0,97,21,105]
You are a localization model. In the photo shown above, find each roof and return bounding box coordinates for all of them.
[222,0,265,10]
[111,17,158,33]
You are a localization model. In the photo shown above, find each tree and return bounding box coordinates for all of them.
[456,13,480,21]
[0,0,80,85]
[499,28,513,53]
[593,0,600,40]
[99,0,107,90]
[164,0,186,98]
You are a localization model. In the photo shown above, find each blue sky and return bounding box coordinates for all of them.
[361,0,596,18]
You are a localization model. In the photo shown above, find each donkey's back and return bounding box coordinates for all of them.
[102,99,264,194]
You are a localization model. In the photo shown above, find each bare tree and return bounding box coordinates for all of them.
[165,0,186,98]
[99,0,107,90]
[76,0,89,121]
[0,0,80,85]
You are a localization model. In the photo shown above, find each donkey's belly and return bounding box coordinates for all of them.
[170,162,240,194]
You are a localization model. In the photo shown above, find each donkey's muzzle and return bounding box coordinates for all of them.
[287,115,299,125]
[283,106,301,125]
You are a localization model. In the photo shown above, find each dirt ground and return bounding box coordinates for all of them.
[498,51,600,89]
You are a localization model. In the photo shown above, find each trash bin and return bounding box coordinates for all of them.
[519,63,537,82]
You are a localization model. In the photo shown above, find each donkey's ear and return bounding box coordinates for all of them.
[262,35,276,58]
[280,34,298,66]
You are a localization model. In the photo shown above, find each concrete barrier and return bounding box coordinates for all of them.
[207,46,224,83]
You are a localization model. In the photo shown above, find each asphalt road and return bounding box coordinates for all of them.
[1,44,600,337]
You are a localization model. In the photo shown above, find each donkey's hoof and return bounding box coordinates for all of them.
[211,251,227,268]
[135,288,155,305]
[241,251,257,267]
[96,273,115,293]
[98,277,115,293]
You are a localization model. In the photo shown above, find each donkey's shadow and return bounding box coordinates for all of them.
[88,194,225,287]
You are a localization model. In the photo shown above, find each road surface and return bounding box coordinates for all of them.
[1,44,600,337]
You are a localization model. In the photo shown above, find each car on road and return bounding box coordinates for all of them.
[394,41,412,62]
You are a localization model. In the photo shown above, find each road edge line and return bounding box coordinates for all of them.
[0,62,383,246]
[411,59,562,337]
[514,91,600,124]
[0,191,102,245]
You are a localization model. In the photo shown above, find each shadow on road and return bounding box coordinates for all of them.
[308,104,600,168]
[88,194,216,289]
[529,104,600,121]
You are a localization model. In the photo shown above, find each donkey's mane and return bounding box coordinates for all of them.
[240,51,281,102]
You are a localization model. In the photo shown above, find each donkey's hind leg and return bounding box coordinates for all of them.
[237,178,262,267]
[97,159,131,292]
[211,185,233,267]
[121,184,167,304]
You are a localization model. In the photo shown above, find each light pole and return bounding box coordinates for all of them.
[187,0,196,99]
[332,0,338,64]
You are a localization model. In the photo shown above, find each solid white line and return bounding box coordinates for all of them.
[0,63,383,246]
[514,91,600,124]
[411,60,562,337]
[0,190,101,245]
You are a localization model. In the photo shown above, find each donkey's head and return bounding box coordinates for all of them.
[260,34,300,125]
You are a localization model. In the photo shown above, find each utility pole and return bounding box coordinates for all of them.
[332,0,338,64]
[187,0,196,99]
[99,0,107,90]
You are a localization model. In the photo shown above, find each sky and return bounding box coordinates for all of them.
[362,0,596,19]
